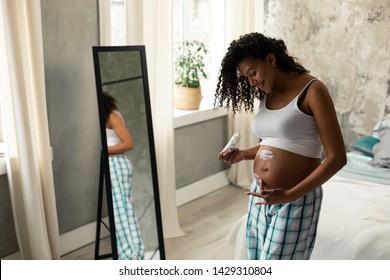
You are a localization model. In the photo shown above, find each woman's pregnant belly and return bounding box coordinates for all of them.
[253,145,321,190]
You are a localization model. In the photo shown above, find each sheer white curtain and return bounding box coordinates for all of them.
[0,0,60,259]
[224,0,264,190]
[124,0,184,238]
[99,0,111,45]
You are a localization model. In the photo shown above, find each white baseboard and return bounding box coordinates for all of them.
[176,169,230,207]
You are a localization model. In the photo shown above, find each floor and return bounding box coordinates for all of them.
[61,184,248,260]
[164,184,247,260]
[61,234,112,260]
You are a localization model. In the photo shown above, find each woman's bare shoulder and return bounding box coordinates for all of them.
[110,110,125,122]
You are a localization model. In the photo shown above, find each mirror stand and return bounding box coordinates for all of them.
[94,150,117,259]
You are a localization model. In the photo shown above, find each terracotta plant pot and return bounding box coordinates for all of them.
[173,85,203,110]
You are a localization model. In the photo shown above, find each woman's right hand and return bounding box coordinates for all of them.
[217,148,245,164]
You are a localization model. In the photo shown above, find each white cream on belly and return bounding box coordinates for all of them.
[258,149,274,160]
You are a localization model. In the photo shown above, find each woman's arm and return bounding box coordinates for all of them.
[288,81,346,199]
[107,111,134,155]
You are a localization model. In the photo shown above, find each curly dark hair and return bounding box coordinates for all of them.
[102,91,118,123]
[214,32,309,115]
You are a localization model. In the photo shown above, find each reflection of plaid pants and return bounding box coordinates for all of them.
[109,155,144,260]
[246,180,323,260]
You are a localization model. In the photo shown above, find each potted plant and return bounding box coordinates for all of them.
[173,40,209,110]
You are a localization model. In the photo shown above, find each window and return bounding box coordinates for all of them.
[111,0,125,46]
[107,0,227,112]
[173,0,226,102]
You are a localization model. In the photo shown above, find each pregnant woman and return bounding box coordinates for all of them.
[215,32,346,260]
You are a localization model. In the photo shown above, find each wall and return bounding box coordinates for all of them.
[264,0,390,146]
[41,0,101,234]
[175,116,229,189]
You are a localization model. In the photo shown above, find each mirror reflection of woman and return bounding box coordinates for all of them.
[103,91,145,260]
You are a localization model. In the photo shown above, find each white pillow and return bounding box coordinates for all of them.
[370,126,390,168]
[372,119,390,138]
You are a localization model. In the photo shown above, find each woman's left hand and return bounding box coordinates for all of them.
[246,180,295,205]
[246,189,290,205]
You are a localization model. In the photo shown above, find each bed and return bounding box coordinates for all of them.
[227,148,390,260]
[310,152,390,259]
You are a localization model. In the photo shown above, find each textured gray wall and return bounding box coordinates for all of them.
[175,116,229,189]
[41,0,101,234]
[263,0,390,146]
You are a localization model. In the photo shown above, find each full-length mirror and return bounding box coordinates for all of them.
[92,46,165,260]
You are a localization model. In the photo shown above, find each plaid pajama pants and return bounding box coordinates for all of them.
[109,155,145,260]
[246,179,323,260]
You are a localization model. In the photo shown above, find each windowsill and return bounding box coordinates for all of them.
[0,142,6,176]
[0,144,54,177]
[173,95,228,128]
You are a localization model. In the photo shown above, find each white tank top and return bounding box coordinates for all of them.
[252,79,323,158]
[106,110,124,147]
[106,128,121,147]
